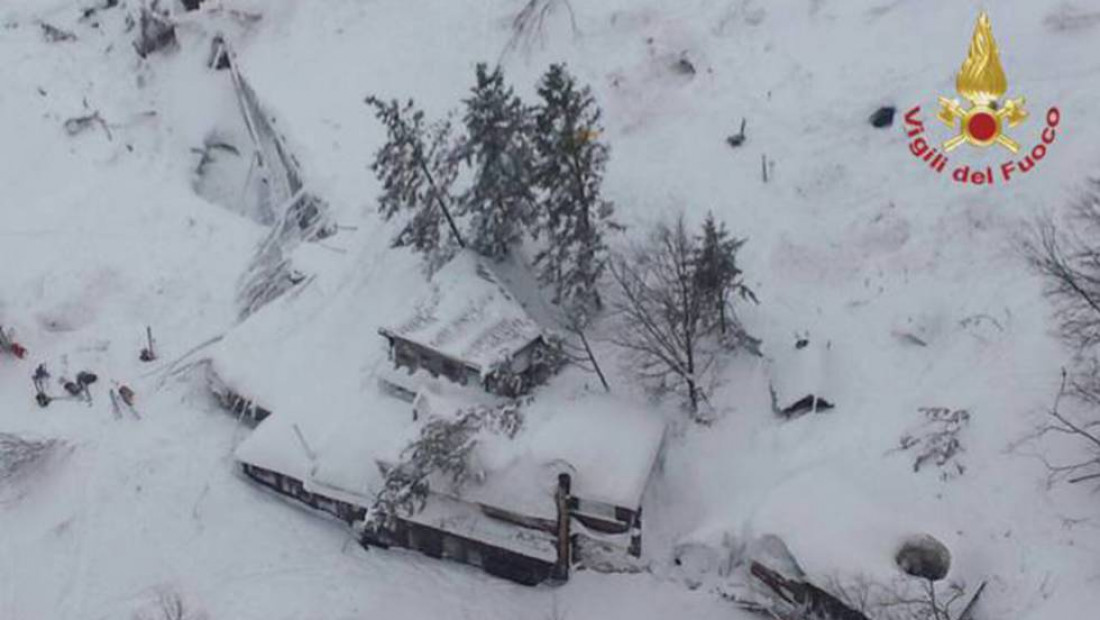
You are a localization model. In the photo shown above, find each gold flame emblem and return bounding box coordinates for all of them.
[938,12,1027,152]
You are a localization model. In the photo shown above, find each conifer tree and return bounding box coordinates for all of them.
[531,64,617,324]
[365,96,465,269]
[458,64,535,260]
[694,212,755,336]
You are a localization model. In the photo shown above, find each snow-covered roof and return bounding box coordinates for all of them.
[461,392,667,520]
[235,381,665,526]
[216,243,661,533]
[379,251,544,372]
[234,387,419,506]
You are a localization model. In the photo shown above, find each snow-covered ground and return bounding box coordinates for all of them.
[2,0,1099,618]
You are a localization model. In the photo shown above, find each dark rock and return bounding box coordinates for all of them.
[870,106,896,128]
[896,534,951,581]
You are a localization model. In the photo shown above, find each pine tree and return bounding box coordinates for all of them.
[365,402,523,530]
[365,96,465,268]
[458,64,536,260]
[694,212,753,335]
[532,64,617,324]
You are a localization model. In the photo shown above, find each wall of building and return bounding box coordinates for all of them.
[241,463,365,524]
[394,519,556,586]
[391,338,480,387]
[240,462,562,586]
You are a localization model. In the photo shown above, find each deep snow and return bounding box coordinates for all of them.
[2,1,1100,619]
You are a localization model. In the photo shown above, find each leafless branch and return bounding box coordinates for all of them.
[1031,369,1100,488]
[500,0,579,60]
[1022,182,1100,490]
[608,215,715,417]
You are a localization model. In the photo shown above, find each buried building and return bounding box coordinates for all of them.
[231,385,665,585]
[207,249,664,585]
[378,251,555,398]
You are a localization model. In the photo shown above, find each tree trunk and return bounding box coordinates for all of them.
[417,160,465,249]
[578,328,610,392]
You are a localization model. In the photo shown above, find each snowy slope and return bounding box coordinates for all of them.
[2,0,1100,619]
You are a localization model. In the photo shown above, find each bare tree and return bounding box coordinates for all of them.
[501,0,579,60]
[827,575,966,620]
[1021,181,1100,487]
[1028,370,1100,486]
[1022,185,1100,355]
[609,215,715,417]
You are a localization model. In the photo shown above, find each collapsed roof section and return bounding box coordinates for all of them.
[197,34,334,320]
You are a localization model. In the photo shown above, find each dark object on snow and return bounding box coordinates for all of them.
[133,4,176,58]
[208,36,231,70]
[40,22,77,42]
[63,381,82,396]
[32,364,50,397]
[36,392,52,408]
[673,55,696,76]
[781,394,834,418]
[206,35,231,70]
[726,118,747,148]
[81,0,120,22]
[751,561,871,620]
[893,330,928,347]
[895,534,952,581]
[64,112,112,140]
[957,580,987,620]
[76,371,98,386]
[139,326,156,362]
[869,106,896,128]
[181,0,204,10]
[118,385,135,407]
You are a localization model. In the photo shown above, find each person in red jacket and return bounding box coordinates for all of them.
[0,325,27,359]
